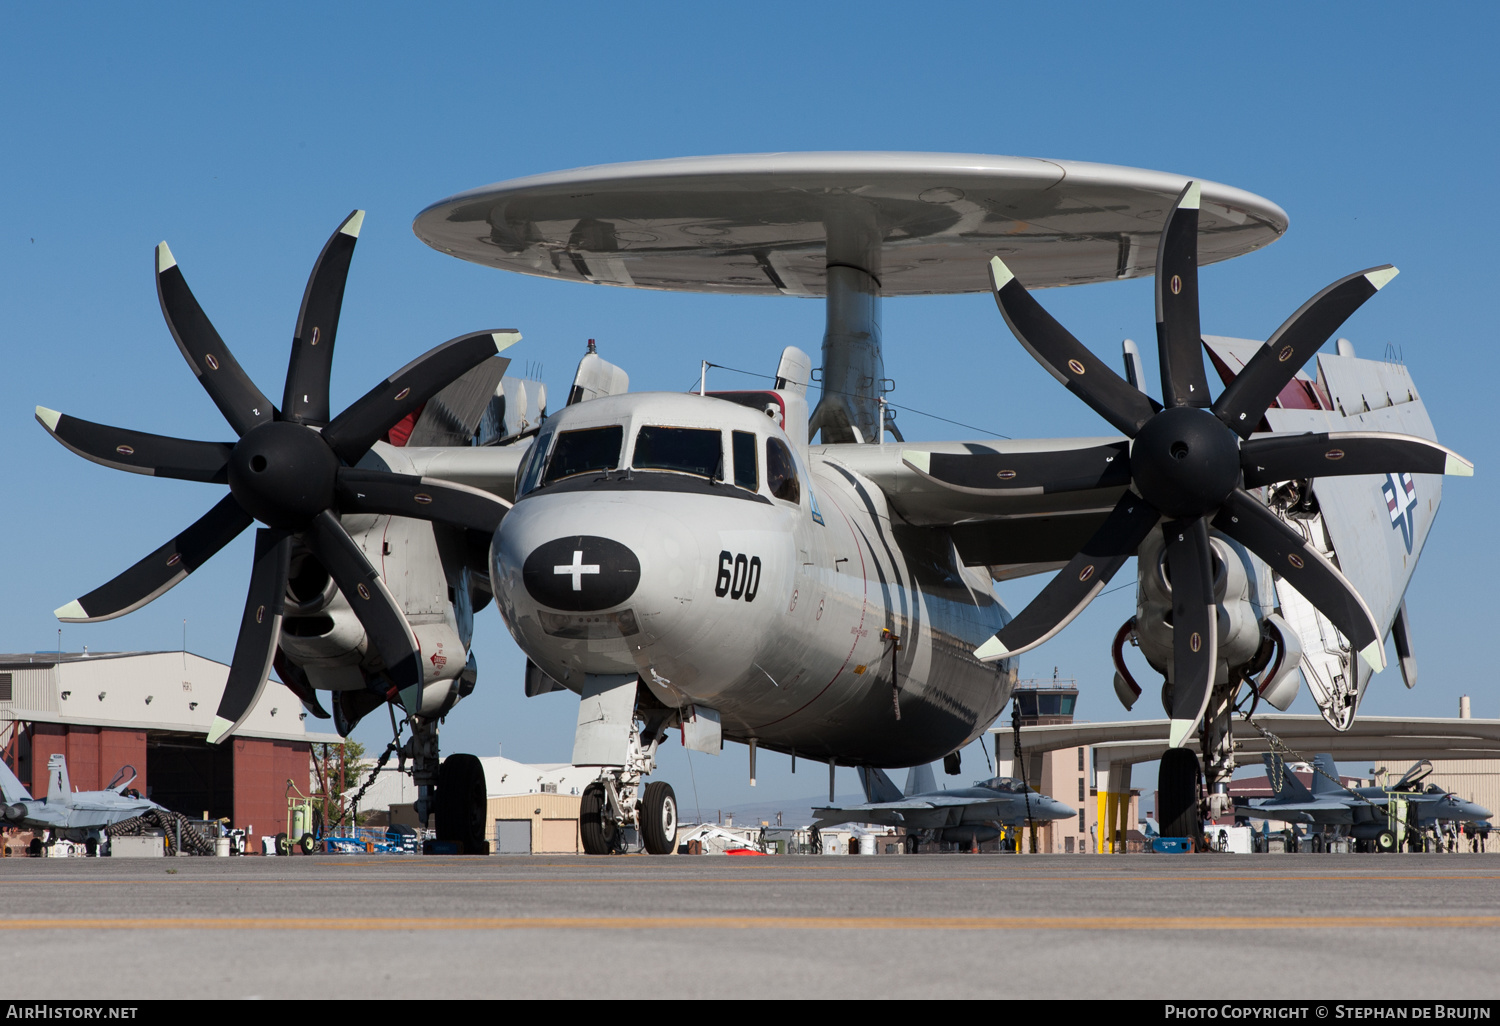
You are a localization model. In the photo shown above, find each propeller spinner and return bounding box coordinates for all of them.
[969,182,1472,747]
[39,211,517,742]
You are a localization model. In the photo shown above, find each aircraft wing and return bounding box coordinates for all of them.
[1236,799,1355,825]
[816,437,1127,580]
[813,795,1007,829]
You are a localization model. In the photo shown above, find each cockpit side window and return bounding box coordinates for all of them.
[515,429,553,497]
[765,437,800,504]
[541,425,623,486]
[732,431,758,491]
[633,426,723,479]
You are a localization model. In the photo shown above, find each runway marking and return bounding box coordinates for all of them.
[8,874,1500,885]
[1,915,1499,932]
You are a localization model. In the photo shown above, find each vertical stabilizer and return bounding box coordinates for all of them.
[1262,753,1314,801]
[1310,754,1346,797]
[46,753,74,807]
[904,763,937,797]
[0,753,32,803]
[858,766,903,804]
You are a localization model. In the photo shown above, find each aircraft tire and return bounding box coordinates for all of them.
[580,782,617,855]
[1376,830,1397,853]
[640,781,678,855]
[1158,748,1202,840]
[435,753,488,853]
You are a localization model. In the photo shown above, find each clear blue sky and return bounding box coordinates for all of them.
[4,3,1496,814]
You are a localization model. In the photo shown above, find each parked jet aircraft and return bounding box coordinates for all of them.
[1239,753,1491,851]
[37,153,1471,855]
[0,753,164,852]
[814,763,1073,850]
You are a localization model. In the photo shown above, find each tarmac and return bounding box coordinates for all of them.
[3,852,1499,1000]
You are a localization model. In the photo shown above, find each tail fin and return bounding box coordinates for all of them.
[1310,754,1346,797]
[1262,753,1314,801]
[0,753,32,803]
[46,754,74,807]
[858,766,903,804]
[904,763,937,797]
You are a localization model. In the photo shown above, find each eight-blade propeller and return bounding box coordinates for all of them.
[39,211,517,743]
[967,182,1472,747]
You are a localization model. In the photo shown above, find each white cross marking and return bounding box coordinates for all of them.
[554,550,600,591]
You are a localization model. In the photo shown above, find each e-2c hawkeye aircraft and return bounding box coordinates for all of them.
[38,154,1471,854]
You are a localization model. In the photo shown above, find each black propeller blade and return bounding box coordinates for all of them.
[156,242,278,436]
[1212,266,1398,437]
[1155,182,1211,408]
[282,210,363,426]
[973,180,1469,746]
[1162,517,1217,746]
[1239,431,1471,487]
[322,330,521,466]
[54,494,253,622]
[45,213,522,738]
[207,529,291,744]
[974,494,1160,660]
[35,408,233,483]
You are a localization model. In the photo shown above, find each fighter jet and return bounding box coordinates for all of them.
[814,763,1074,851]
[0,753,165,853]
[1238,753,1491,851]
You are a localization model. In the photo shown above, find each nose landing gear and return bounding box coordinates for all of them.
[579,706,680,855]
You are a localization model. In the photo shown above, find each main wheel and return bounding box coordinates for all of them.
[640,781,678,855]
[1158,747,1202,840]
[1376,829,1397,853]
[580,782,618,855]
[436,753,488,854]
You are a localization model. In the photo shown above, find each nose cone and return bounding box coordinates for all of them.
[1042,797,1075,821]
[522,535,641,611]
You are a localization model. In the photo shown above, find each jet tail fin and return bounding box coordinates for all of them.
[904,763,937,797]
[857,766,903,804]
[0,752,32,803]
[46,753,73,807]
[1262,753,1314,801]
[1310,754,1346,797]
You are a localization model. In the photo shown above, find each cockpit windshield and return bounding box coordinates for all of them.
[633,426,722,479]
[541,425,623,487]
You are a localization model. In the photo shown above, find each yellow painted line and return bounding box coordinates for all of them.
[8,874,1500,886]
[0,913,1483,932]
[1,915,1499,933]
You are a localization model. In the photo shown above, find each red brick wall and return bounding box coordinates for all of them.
[65,726,102,792]
[99,729,147,793]
[232,737,310,840]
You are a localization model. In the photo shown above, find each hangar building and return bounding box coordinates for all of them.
[0,651,341,837]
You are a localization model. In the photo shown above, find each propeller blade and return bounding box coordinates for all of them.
[305,510,424,714]
[988,258,1160,437]
[1212,488,1385,672]
[155,243,278,436]
[335,468,511,535]
[272,648,330,719]
[55,494,252,622]
[207,529,291,744]
[322,330,521,465]
[1212,266,1398,437]
[975,493,1160,660]
[282,210,365,426]
[35,407,232,483]
[1240,431,1473,487]
[1163,517,1218,748]
[1155,182,1211,409]
[901,441,1131,496]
